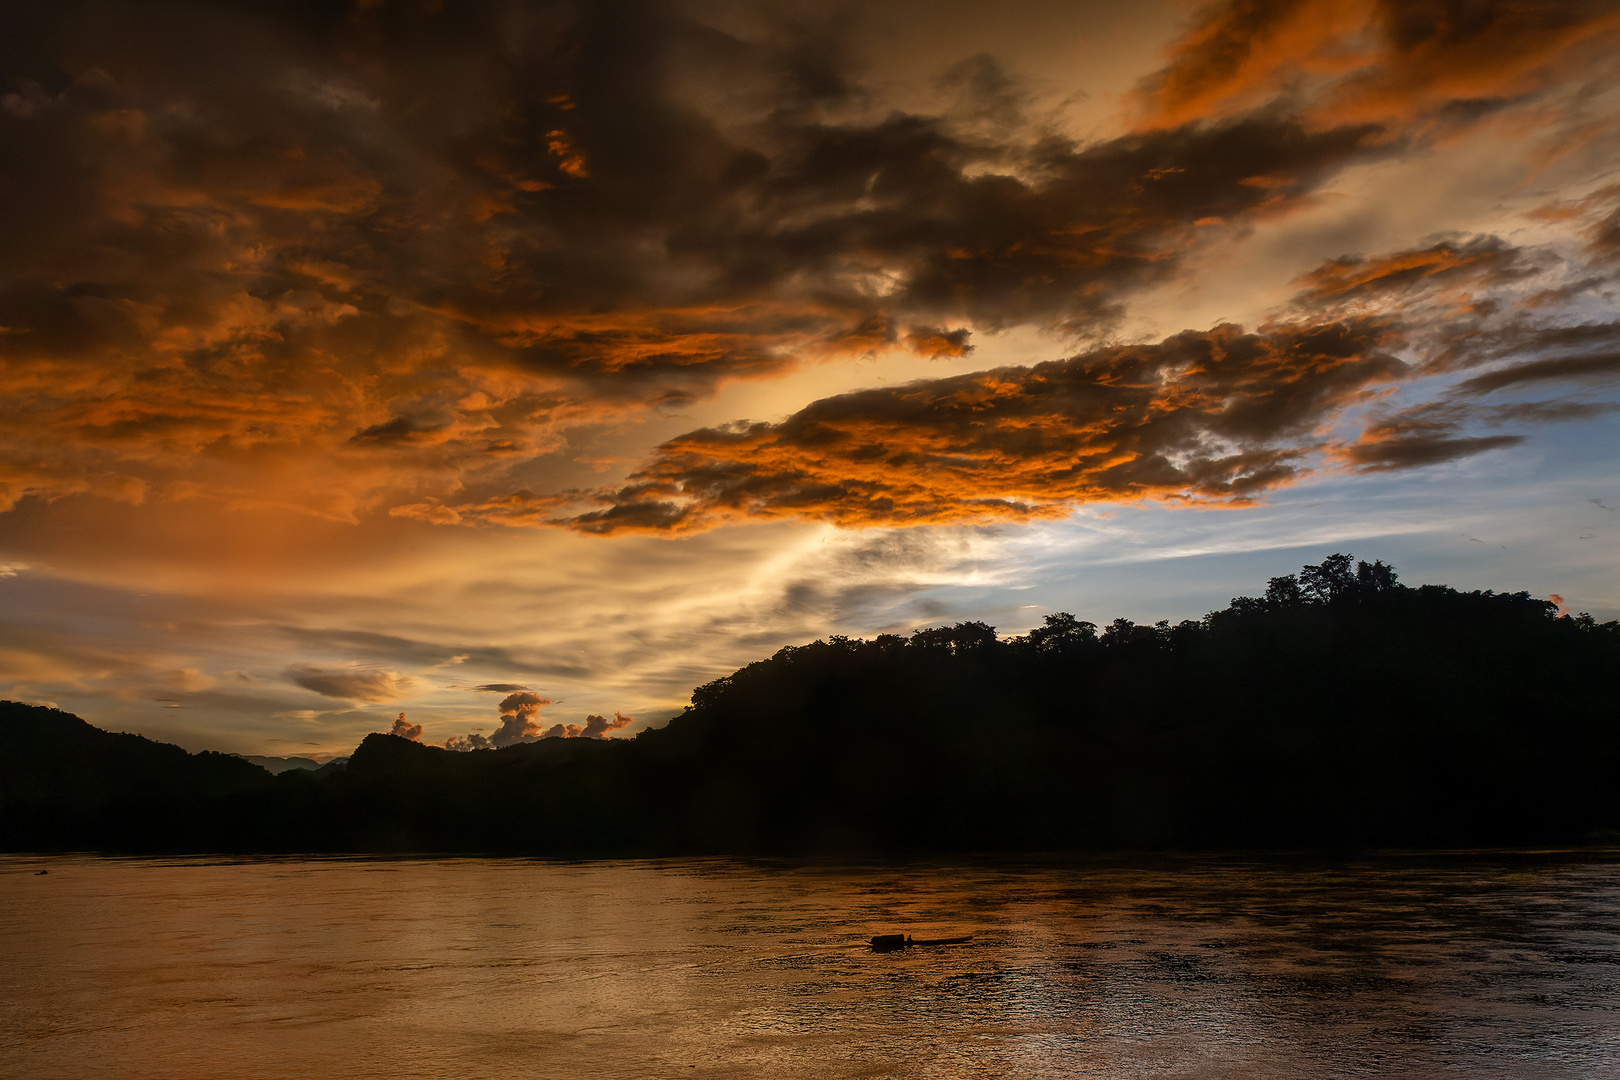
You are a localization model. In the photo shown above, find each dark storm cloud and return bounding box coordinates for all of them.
[1272,225,1620,470]
[1421,315,1620,379]
[1295,238,1620,435]
[1335,397,1617,472]
[0,0,1613,535]
[1338,427,1524,471]
[0,0,1402,518]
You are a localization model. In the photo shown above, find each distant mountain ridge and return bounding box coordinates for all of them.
[3,557,1619,854]
[237,754,345,774]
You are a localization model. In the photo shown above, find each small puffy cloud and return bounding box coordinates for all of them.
[490,691,551,747]
[498,691,550,715]
[583,711,634,739]
[389,713,422,741]
[540,711,633,739]
[288,664,418,703]
[443,690,560,749]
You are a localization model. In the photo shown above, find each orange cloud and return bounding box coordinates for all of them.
[542,711,634,739]
[389,713,423,741]
[0,2,1397,532]
[1289,236,1531,312]
[904,326,974,359]
[583,711,633,738]
[1334,418,1522,471]
[543,320,1406,533]
[491,691,551,747]
[0,0,1611,548]
[1134,0,1620,136]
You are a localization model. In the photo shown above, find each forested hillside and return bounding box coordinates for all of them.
[5,556,1618,853]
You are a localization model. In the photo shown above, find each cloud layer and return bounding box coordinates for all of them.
[11,0,1596,524]
[439,210,1620,534]
[553,319,1404,531]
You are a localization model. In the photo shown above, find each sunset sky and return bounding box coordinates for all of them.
[2,0,1618,757]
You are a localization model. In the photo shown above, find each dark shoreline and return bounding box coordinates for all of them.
[7,559,1619,857]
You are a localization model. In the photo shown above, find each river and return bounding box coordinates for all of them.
[3,853,1617,1078]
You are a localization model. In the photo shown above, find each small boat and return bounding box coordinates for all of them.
[869,933,974,952]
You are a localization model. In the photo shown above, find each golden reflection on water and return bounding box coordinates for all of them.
[3,855,1619,1079]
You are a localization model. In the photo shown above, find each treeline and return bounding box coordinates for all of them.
[4,556,1619,854]
[0,700,278,850]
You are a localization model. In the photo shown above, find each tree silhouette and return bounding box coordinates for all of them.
[1300,552,1356,602]
[5,555,1618,854]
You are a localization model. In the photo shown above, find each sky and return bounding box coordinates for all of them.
[2,0,1619,757]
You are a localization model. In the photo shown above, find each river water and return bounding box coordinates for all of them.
[2,854,1617,1079]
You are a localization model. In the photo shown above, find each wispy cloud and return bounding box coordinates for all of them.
[287,664,419,704]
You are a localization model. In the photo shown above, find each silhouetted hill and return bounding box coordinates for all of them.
[4,557,1619,854]
[0,702,273,849]
[237,754,328,774]
[640,565,1620,852]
